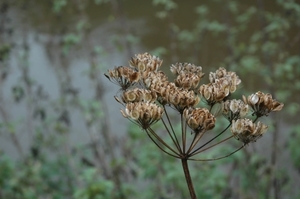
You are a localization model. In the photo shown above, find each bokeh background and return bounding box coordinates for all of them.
[0,0,300,198]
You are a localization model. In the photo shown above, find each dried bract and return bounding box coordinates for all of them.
[243,91,284,117]
[231,119,268,144]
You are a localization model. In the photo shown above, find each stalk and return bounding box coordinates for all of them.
[181,158,197,199]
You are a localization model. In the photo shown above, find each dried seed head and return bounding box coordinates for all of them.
[122,88,157,103]
[121,102,164,129]
[183,107,216,133]
[105,66,140,90]
[231,119,268,144]
[129,52,163,72]
[170,63,204,77]
[199,81,230,105]
[209,67,241,94]
[222,99,249,121]
[171,63,204,91]
[175,73,201,91]
[243,91,284,117]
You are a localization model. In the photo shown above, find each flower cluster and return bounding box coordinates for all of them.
[231,119,268,144]
[106,52,284,151]
[243,91,284,117]
[183,107,216,133]
[199,67,241,105]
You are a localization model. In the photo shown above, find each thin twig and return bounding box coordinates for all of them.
[186,130,206,154]
[162,105,182,152]
[190,135,234,156]
[189,145,245,161]
[146,129,181,158]
[147,127,181,157]
[189,123,232,156]
[181,114,186,153]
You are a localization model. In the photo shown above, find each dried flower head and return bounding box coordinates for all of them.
[105,66,140,90]
[222,99,249,121]
[129,52,163,72]
[231,119,268,144]
[243,91,284,117]
[120,102,163,129]
[183,107,216,133]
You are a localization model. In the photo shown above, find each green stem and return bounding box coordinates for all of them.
[181,158,197,199]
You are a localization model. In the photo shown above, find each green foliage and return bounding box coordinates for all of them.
[288,125,300,171]
[74,169,114,199]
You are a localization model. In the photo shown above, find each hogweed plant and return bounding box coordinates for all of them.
[105,53,284,199]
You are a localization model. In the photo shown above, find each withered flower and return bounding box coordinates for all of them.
[243,91,284,117]
[105,66,140,90]
[120,102,164,129]
[183,107,216,133]
[129,52,163,72]
[231,119,268,144]
[222,99,249,121]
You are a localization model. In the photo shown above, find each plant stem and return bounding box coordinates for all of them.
[181,158,197,199]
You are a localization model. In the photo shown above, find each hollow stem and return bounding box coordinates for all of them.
[181,158,197,199]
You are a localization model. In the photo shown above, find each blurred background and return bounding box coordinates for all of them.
[0,0,299,198]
